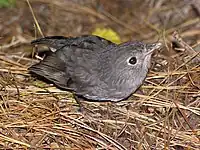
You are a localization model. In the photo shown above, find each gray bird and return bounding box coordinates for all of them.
[29,35,162,101]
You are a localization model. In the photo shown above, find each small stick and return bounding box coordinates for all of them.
[173,31,196,55]
[26,0,44,38]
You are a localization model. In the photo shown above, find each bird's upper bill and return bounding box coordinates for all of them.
[145,42,162,56]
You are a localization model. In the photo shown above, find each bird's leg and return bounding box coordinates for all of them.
[73,95,84,112]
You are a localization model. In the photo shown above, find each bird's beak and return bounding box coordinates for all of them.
[145,42,162,56]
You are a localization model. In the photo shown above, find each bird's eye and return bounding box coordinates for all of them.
[127,57,137,65]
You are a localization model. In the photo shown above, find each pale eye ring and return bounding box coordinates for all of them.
[127,56,137,66]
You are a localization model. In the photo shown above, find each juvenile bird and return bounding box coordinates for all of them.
[29,35,161,101]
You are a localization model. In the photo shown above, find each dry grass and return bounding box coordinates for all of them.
[0,0,200,149]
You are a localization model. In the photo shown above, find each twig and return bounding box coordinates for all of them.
[26,0,44,37]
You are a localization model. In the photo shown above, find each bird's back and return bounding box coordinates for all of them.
[29,35,116,99]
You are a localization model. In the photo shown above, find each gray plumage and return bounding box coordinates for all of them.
[29,35,161,101]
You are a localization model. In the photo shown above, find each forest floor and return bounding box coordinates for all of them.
[0,0,200,149]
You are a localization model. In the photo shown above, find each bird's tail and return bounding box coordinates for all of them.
[31,36,72,49]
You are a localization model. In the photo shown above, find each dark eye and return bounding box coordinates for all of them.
[127,57,137,65]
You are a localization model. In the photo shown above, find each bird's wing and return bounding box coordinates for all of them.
[29,36,113,95]
[29,51,73,90]
[31,35,115,50]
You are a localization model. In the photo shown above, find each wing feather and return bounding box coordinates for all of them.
[29,35,115,95]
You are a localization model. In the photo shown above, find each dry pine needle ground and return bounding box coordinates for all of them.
[0,0,200,149]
